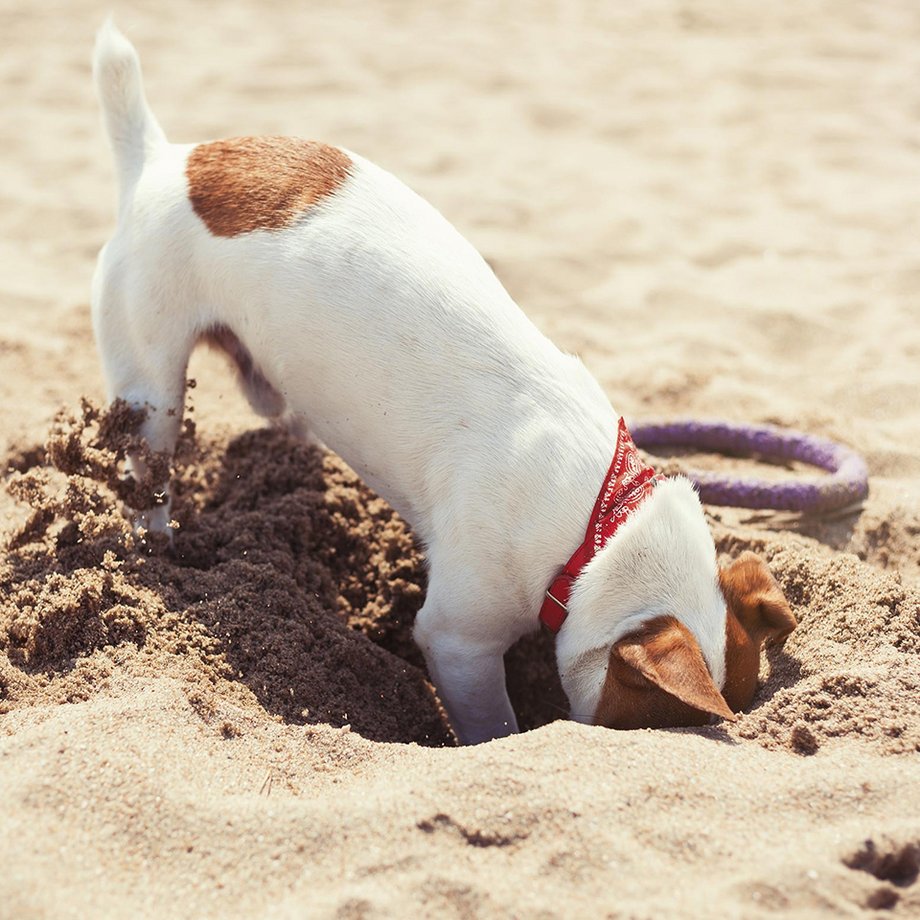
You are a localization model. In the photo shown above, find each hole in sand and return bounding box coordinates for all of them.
[844,839,920,889]
[866,887,899,911]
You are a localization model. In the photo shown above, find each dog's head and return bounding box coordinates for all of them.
[556,480,796,729]
[593,553,795,728]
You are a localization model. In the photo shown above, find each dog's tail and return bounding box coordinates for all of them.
[93,19,166,203]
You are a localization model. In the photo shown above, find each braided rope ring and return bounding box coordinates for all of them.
[629,419,869,514]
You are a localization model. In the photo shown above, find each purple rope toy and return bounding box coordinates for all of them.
[629,419,869,514]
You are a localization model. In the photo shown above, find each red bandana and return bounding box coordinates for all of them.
[539,417,659,633]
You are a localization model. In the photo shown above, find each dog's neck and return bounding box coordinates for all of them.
[493,366,625,621]
[539,416,658,632]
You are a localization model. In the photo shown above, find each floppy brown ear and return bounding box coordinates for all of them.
[719,551,797,647]
[594,615,735,729]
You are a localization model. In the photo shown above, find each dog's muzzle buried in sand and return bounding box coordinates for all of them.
[91,22,796,745]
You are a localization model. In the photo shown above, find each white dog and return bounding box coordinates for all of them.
[91,23,795,744]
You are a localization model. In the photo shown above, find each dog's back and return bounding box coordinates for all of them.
[91,22,612,537]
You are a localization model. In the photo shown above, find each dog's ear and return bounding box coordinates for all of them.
[594,615,735,729]
[719,551,797,712]
[719,552,797,647]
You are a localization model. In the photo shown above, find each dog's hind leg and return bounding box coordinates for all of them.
[200,324,285,420]
[201,324,324,446]
[91,252,195,534]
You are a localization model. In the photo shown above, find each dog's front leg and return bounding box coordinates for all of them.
[414,607,518,745]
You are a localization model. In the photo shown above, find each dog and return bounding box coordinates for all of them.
[91,22,796,745]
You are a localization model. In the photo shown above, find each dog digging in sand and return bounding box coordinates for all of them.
[91,22,796,745]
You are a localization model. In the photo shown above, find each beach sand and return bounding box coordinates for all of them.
[1,1,919,916]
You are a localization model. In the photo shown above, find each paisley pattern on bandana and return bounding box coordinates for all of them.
[539,417,659,633]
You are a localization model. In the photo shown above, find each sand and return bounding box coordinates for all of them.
[1,0,919,916]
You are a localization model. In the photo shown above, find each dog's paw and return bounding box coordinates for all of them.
[125,497,175,545]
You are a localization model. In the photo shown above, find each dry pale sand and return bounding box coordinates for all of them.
[2,1,920,917]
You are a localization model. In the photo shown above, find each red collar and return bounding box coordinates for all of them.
[539,417,659,633]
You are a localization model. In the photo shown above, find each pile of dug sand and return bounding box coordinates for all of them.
[2,400,452,746]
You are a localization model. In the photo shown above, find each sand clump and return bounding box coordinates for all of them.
[718,535,920,755]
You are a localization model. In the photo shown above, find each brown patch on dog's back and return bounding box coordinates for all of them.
[186,137,351,237]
